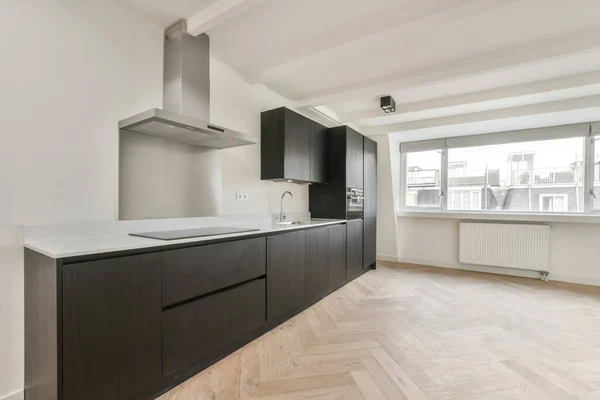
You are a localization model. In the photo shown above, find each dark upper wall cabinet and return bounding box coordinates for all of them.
[347,128,364,189]
[310,126,367,219]
[261,107,327,184]
[364,136,377,219]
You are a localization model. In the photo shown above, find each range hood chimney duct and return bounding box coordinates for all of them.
[119,20,256,149]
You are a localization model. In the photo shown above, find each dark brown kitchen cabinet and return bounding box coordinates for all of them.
[310,121,328,183]
[62,254,162,400]
[328,224,347,288]
[162,279,266,377]
[261,107,327,183]
[162,237,266,307]
[346,127,364,189]
[305,227,330,303]
[363,218,377,269]
[364,136,377,219]
[346,219,364,280]
[267,230,306,321]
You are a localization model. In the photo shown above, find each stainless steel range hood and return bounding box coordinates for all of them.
[119,21,256,149]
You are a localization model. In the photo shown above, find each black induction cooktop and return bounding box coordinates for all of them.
[129,226,260,241]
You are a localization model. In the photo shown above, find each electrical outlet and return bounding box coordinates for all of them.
[236,193,249,201]
[243,193,249,200]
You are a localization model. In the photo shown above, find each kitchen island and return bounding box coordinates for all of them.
[24,214,371,400]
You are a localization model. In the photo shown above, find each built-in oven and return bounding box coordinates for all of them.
[346,187,364,220]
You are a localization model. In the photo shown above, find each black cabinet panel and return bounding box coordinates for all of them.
[328,224,347,288]
[284,109,311,181]
[262,107,325,183]
[346,128,364,189]
[162,238,266,307]
[306,227,329,302]
[346,219,364,280]
[162,279,266,377]
[267,230,306,321]
[310,121,328,183]
[364,136,377,219]
[62,254,162,400]
[363,218,377,269]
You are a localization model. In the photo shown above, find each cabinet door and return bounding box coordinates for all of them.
[305,227,329,303]
[62,254,162,400]
[364,136,377,219]
[363,218,377,269]
[162,238,266,307]
[267,231,306,321]
[163,279,265,377]
[310,121,328,183]
[284,108,311,181]
[346,128,364,189]
[328,224,347,289]
[346,219,364,280]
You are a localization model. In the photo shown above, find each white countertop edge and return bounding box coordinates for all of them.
[24,219,347,259]
[397,210,600,224]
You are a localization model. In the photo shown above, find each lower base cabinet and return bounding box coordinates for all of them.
[328,224,347,287]
[346,219,364,279]
[62,254,162,400]
[363,218,376,268]
[306,227,330,302]
[162,279,266,376]
[26,222,369,400]
[267,230,306,321]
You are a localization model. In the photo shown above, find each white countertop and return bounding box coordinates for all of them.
[24,217,346,259]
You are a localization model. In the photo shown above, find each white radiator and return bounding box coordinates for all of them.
[459,222,550,273]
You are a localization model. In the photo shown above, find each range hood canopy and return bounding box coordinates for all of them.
[119,21,257,149]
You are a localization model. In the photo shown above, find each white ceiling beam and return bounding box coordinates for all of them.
[291,26,600,109]
[245,0,509,84]
[363,94,600,136]
[338,71,600,123]
[187,0,265,36]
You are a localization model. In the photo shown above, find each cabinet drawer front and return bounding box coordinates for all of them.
[162,278,266,377]
[162,237,266,307]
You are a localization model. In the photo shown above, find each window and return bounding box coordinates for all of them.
[448,190,481,211]
[400,122,597,215]
[405,150,442,208]
[447,137,584,212]
[539,194,568,212]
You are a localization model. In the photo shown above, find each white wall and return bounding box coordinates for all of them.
[0,1,306,398]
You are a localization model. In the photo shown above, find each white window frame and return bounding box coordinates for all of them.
[400,122,599,216]
[590,133,600,212]
[401,148,445,210]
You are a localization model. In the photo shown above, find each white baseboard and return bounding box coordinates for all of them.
[384,255,600,287]
[0,390,23,400]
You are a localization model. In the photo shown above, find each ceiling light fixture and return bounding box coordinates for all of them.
[380,95,396,114]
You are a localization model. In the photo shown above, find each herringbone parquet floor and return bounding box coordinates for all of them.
[158,262,600,400]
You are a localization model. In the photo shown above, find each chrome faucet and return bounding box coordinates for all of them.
[279,191,294,222]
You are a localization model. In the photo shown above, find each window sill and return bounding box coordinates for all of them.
[396,210,600,224]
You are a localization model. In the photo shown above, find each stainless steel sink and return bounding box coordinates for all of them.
[275,221,303,225]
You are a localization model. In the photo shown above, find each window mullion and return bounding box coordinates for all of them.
[584,135,594,213]
[441,148,449,211]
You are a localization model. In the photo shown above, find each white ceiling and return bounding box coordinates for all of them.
[123,0,600,139]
